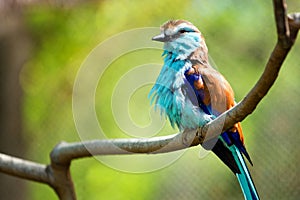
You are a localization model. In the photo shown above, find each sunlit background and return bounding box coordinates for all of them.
[0,0,299,199]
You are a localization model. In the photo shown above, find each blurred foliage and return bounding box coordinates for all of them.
[20,0,300,199]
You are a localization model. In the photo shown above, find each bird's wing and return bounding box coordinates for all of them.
[198,65,235,114]
[192,64,246,147]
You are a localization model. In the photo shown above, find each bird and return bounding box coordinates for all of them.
[149,19,259,200]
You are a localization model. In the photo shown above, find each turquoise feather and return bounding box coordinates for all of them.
[229,143,259,200]
[149,51,211,130]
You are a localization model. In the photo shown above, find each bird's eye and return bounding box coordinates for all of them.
[179,29,187,34]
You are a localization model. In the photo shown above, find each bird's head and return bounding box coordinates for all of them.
[152,20,206,60]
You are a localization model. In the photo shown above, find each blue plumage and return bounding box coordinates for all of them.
[149,51,211,129]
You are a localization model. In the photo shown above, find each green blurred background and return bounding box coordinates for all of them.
[0,0,299,199]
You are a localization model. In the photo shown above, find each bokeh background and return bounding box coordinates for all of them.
[0,0,299,199]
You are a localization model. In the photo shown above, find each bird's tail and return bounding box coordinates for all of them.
[229,145,260,200]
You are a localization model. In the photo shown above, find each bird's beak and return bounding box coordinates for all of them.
[152,33,169,42]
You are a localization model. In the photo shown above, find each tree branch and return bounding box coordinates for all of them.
[0,1,299,200]
[50,131,200,164]
[0,153,49,183]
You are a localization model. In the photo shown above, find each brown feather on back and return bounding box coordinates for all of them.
[192,63,245,143]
